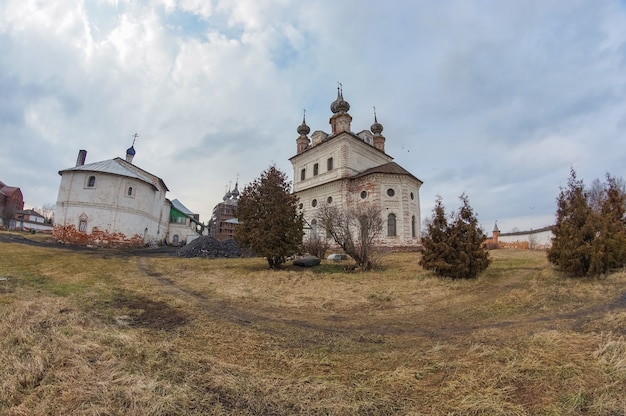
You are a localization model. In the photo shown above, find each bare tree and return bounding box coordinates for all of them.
[1,204,16,230]
[528,233,538,250]
[316,203,383,271]
[303,231,331,259]
[41,203,56,223]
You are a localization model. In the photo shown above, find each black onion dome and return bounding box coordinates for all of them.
[297,115,310,136]
[330,87,350,114]
[231,182,240,198]
[371,116,383,135]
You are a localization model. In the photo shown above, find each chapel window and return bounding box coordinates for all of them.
[87,176,96,188]
[360,191,367,199]
[127,186,133,196]
[327,196,333,204]
[412,215,416,238]
[387,213,397,237]
[387,188,395,197]
[313,163,319,176]
[300,168,306,181]
[311,199,317,207]
[327,157,333,171]
[79,220,87,232]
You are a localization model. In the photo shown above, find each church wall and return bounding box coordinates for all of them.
[292,134,392,193]
[295,174,421,248]
[54,170,169,247]
[346,139,391,175]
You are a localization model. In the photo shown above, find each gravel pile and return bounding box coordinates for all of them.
[177,236,242,258]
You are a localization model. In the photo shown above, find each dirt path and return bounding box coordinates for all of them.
[134,257,626,343]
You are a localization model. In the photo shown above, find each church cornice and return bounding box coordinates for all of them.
[289,130,390,161]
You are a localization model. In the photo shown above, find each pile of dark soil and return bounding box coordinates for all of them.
[177,236,242,258]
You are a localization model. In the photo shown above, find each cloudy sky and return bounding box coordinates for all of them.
[1,0,625,233]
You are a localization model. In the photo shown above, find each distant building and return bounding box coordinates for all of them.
[169,198,204,245]
[289,87,423,248]
[209,182,240,240]
[15,209,53,233]
[53,147,173,247]
[0,180,24,230]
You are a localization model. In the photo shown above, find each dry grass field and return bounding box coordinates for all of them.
[1,232,625,415]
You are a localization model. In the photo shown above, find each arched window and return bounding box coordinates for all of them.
[387,213,396,237]
[311,219,318,237]
[78,213,88,232]
[411,215,416,238]
[127,186,133,196]
[87,176,96,187]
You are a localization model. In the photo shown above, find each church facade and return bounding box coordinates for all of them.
[289,88,423,248]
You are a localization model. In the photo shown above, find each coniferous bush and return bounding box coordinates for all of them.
[547,170,626,277]
[235,166,303,269]
[420,194,490,279]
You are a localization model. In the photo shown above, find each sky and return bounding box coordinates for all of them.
[1,0,625,234]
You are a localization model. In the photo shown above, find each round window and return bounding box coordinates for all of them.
[387,188,395,197]
[327,196,333,204]
[298,203,303,209]
[311,199,317,207]
[360,191,367,199]
[410,192,414,200]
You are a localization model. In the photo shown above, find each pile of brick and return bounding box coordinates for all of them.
[177,236,242,258]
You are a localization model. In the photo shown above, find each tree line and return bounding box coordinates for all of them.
[234,165,626,278]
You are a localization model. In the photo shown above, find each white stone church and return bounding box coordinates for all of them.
[53,147,171,247]
[290,87,423,248]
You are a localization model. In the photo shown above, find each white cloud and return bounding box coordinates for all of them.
[0,0,625,231]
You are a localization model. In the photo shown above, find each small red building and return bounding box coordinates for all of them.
[0,180,24,230]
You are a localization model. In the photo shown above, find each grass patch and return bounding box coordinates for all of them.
[2,237,626,415]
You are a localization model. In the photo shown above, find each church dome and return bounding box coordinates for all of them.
[297,114,310,136]
[371,116,383,135]
[126,145,136,156]
[231,182,240,199]
[330,86,350,114]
